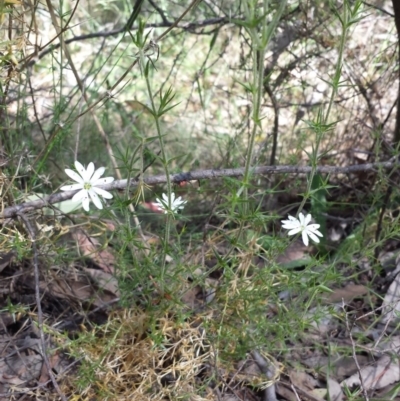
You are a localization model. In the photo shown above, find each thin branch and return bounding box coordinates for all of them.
[2,159,397,219]
[265,84,279,166]
[18,17,231,71]
[363,2,394,17]
[148,0,170,25]
[155,0,203,43]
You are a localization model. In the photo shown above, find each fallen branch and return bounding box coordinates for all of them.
[2,159,397,218]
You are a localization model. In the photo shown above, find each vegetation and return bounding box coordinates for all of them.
[0,0,399,400]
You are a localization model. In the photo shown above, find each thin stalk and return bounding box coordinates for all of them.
[296,4,349,216]
[140,54,172,293]
[242,0,286,214]
[324,9,348,124]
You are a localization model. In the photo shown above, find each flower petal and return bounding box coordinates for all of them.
[303,213,312,226]
[281,215,300,228]
[72,189,87,203]
[281,221,300,229]
[93,176,114,186]
[60,183,83,191]
[82,195,90,211]
[91,167,105,183]
[287,227,302,236]
[85,162,95,181]
[65,169,84,183]
[155,198,168,213]
[74,161,86,179]
[307,224,323,237]
[307,232,321,244]
[172,196,186,210]
[313,230,323,238]
[89,190,103,209]
[93,187,113,199]
[301,231,309,246]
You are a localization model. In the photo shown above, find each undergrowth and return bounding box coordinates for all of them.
[0,0,398,399]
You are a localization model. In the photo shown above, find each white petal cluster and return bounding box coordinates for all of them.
[155,192,186,214]
[61,161,114,212]
[281,212,323,246]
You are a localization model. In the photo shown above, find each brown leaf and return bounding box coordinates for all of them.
[85,268,120,297]
[41,273,116,307]
[38,353,61,383]
[72,230,115,273]
[322,284,369,304]
[289,369,318,391]
[277,241,309,265]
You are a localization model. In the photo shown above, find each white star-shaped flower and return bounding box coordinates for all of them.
[154,192,186,214]
[281,212,323,246]
[60,161,114,212]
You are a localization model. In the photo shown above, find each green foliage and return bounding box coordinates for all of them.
[1,0,395,397]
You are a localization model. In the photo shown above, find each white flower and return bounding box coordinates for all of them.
[60,161,114,212]
[155,192,186,214]
[281,212,323,246]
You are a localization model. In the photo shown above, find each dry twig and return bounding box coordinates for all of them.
[1,159,397,219]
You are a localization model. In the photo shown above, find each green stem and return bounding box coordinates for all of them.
[296,4,349,216]
[242,0,286,214]
[141,54,172,293]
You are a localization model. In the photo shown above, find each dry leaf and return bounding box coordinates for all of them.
[41,273,116,307]
[276,241,310,265]
[289,369,318,391]
[327,378,344,401]
[73,230,115,273]
[85,268,120,297]
[370,335,400,356]
[322,284,368,304]
[181,284,203,310]
[381,273,400,324]
[276,383,298,401]
[312,388,331,401]
[341,355,400,391]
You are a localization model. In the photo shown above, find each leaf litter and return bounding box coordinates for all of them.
[1,214,400,401]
